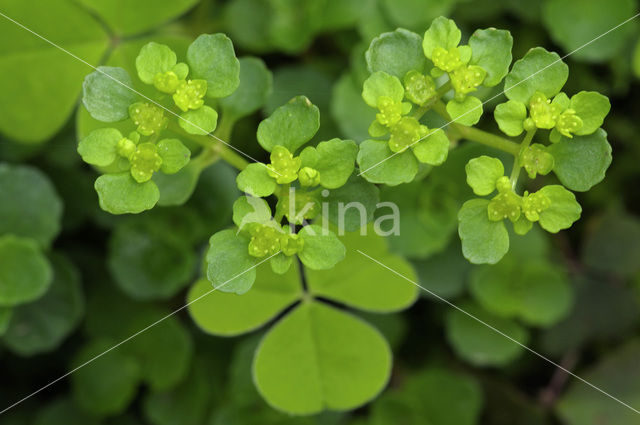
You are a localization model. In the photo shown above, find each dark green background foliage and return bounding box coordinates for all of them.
[1,0,640,424]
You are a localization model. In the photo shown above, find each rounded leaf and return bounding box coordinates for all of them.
[469,28,513,87]
[135,42,177,84]
[366,28,427,79]
[206,229,258,294]
[422,16,461,59]
[179,105,218,135]
[94,172,160,214]
[570,91,611,135]
[465,155,504,196]
[504,47,568,103]
[219,56,273,119]
[357,140,418,186]
[253,301,391,414]
[77,128,122,167]
[186,33,240,98]
[458,199,509,264]
[157,138,191,174]
[82,66,137,122]
[411,129,449,165]
[446,96,483,126]
[494,100,526,137]
[537,185,581,233]
[236,163,277,197]
[0,235,52,307]
[362,71,405,107]
[299,138,358,189]
[257,96,320,153]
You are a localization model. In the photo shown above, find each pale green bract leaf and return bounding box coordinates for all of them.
[298,225,346,270]
[82,66,138,122]
[157,138,190,174]
[236,164,276,197]
[253,301,391,414]
[411,129,449,165]
[362,71,405,107]
[569,91,611,135]
[504,47,568,103]
[206,229,257,294]
[306,229,418,312]
[94,173,160,214]
[0,235,52,307]
[469,28,513,87]
[77,128,122,167]
[257,96,320,153]
[548,129,612,192]
[219,57,273,119]
[446,96,483,126]
[422,16,461,59]
[271,253,293,274]
[232,196,273,229]
[135,42,177,84]
[187,263,301,336]
[494,100,527,137]
[365,28,427,79]
[357,140,418,186]
[179,105,218,135]
[187,34,240,98]
[458,199,509,264]
[299,138,358,189]
[537,185,581,233]
[465,155,504,196]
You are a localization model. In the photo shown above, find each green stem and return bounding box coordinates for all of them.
[509,129,536,189]
[432,100,520,156]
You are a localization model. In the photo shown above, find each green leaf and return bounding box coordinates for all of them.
[257,96,320,152]
[542,0,637,62]
[537,185,581,233]
[412,240,471,300]
[135,42,177,84]
[569,91,611,135]
[362,71,405,107]
[412,129,449,165]
[298,225,346,270]
[0,163,62,247]
[494,100,527,137]
[187,263,301,336]
[187,33,240,98]
[71,338,141,416]
[365,29,427,79]
[179,105,218,135]
[253,301,391,414]
[0,0,109,143]
[465,155,504,196]
[94,172,160,214]
[331,73,377,142]
[446,302,529,367]
[548,129,612,191]
[299,138,358,189]
[557,340,640,425]
[422,16,461,59]
[469,28,513,87]
[270,253,293,274]
[357,140,418,186]
[446,96,483,126]
[458,199,509,264]
[83,66,138,122]
[0,308,11,337]
[470,258,572,327]
[232,196,273,229]
[504,47,568,104]
[77,128,122,167]
[153,163,202,206]
[219,57,273,119]
[236,164,277,197]
[206,229,258,294]
[108,220,196,300]
[324,176,380,232]
[157,138,190,174]
[306,229,418,312]
[4,255,83,356]
[0,235,52,307]
[76,0,199,37]
[34,399,101,425]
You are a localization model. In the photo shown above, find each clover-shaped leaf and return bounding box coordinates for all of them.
[569,91,610,135]
[446,96,483,126]
[83,66,138,122]
[504,47,568,104]
[362,71,405,107]
[469,28,513,87]
[205,229,257,295]
[357,140,418,186]
[465,156,504,196]
[537,185,581,233]
[458,199,509,264]
[236,164,277,197]
[95,172,160,214]
[298,225,346,270]
[135,42,177,84]
[257,96,320,152]
[494,100,527,137]
[366,28,427,79]
[186,34,240,98]
[299,138,358,189]
[422,16,461,59]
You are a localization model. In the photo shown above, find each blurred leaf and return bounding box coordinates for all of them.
[381,0,457,31]
[253,301,391,414]
[220,57,273,120]
[0,163,62,247]
[324,175,380,232]
[4,255,83,356]
[187,262,301,336]
[412,240,471,300]
[0,0,108,143]
[306,229,419,312]
[557,339,640,425]
[331,74,377,141]
[298,226,346,270]
[34,398,100,425]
